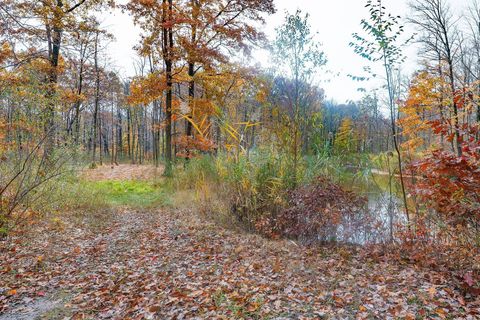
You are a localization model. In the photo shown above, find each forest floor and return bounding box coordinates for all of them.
[1,165,479,319]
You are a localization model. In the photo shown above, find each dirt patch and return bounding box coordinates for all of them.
[81,164,164,181]
[0,296,68,320]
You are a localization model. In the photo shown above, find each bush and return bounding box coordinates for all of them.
[0,148,69,235]
[256,176,371,244]
[411,149,480,245]
[409,122,480,247]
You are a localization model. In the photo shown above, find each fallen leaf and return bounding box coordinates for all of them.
[149,305,161,312]
[6,289,17,296]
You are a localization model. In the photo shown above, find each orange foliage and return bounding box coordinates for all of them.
[175,135,216,158]
[0,43,12,65]
[398,71,442,154]
[128,73,167,106]
[59,89,85,105]
[0,120,6,154]
[410,121,480,228]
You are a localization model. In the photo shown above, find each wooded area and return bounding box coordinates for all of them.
[1,0,480,318]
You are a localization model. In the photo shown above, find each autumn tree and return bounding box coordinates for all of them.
[409,0,463,156]
[1,0,110,161]
[64,17,104,145]
[126,0,177,174]
[267,76,324,155]
[172,0,274,162]
[127,0,275,173]
[462,0,480,128]
[398,71,442,158]
[0,39,67,233]
[335,118,356,154]
[177,0,275,154]
[358,92,386,153]
[91,26,115,166]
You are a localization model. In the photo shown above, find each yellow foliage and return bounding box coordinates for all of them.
[398,71,443,156]
[335,118,356,153]
[0,42,12,64]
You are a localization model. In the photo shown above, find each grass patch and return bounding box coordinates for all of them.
[82,180,171,208]
[50,174,172,214]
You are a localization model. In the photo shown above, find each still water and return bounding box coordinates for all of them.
[337,173,406,244]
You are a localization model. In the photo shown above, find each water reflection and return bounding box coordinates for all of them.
[340,173,406,244]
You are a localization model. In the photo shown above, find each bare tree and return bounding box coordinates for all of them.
[464,0,480,124]
[409,0,463,156]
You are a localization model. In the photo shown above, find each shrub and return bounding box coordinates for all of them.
[256,176,370,244]
[0,148,68,235]
[410,122,480,246]
[410,149,480,246]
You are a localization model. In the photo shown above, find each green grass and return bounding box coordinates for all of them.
[50,176,172,214]
[82,180,171,208]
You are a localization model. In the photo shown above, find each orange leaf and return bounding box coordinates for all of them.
[7,289,17,296]
[149,305,161,312]
[405,314,415,320]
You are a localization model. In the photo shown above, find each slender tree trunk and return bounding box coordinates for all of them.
[185,62,195,160]
[162,0,174,176]
[384,57,410,224]
[44,6,63,161]
[92,32,100,165]
[448,61,462,157]
[74,48,85,144]
[116,102,122,162]
[186,0,199,144]
[127,106,132,161]
[111,97,115,165]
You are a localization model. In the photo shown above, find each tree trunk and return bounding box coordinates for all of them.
[162,0,174,176]
[44,3,64,161]
[92,31,100,165]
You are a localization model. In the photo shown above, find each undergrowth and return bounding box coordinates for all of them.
[173,150,382,243]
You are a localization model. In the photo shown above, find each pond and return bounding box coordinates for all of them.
[337,172,407,244]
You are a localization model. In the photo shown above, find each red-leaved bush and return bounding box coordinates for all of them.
[400,122,480,296]
[256,176,369,244]
[410,122,480,232]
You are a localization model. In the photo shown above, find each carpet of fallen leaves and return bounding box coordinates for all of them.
[1,209,480,319]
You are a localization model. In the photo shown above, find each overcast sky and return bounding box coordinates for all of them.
[103,0,468,103]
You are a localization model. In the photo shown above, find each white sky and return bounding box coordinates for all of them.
[103,0,469,103]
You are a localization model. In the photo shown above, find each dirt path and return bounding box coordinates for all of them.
[81,164,165,181]
[1,208,479,319]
